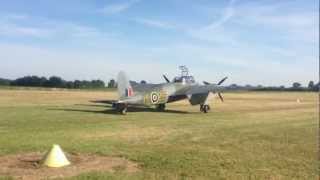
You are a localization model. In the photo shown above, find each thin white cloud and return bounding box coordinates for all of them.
[145,43,317,86]
[186,0,239,45]
[100,0,140,14]
[2,14,29,21]
[134,18,175,29]
[206,0,237,30]
[0,43,176,83]
[55,23,102,38]
[0,13,52,37]
[187,0,318,49]
[0,14,116,40]
[0,23,53,38]
[233,1,319,44]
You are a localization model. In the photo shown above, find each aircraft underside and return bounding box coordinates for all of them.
[113,94,212,115]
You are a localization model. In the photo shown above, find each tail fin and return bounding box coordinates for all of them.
[117,71,134,100]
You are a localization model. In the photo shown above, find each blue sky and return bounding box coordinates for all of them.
[0,0,318,86]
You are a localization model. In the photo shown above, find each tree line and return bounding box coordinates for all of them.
[0,76,117,89]
[0,75,318,91]
[226,81,319,92]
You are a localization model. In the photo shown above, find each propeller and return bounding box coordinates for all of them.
[163,75,170,83]
[217,77,228,85]
[218,92,224,102]
[203,81,210,85]
[203,77,228,102]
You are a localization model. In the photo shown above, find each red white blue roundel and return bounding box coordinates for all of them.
[150,92,159,104]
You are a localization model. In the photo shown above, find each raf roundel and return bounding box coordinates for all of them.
[150,92,159,104]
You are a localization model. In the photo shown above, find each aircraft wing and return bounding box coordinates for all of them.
[185,84,224,105]
[185,84,224,95]
[130,81,163,92]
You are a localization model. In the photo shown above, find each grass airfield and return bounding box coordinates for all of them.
[0,88,318,179]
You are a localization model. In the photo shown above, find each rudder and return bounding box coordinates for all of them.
[117,71,134,100]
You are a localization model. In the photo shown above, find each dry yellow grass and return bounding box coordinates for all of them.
[0,89,317,179]
[0,89,117,107]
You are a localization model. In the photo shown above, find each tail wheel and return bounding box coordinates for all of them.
[200,104,210,113]
[120,107,127,115]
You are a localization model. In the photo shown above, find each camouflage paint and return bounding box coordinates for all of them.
[144,89,168,105]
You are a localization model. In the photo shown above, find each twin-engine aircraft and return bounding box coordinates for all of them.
[112,66,227,114]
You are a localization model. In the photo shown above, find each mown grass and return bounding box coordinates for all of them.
[0,89,318,179]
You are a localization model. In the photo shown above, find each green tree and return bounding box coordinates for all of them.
[0,78,11,86]
[140,80,147,84]
[108,79,116,88]
[91,80,105,88]
[44,76,65,87]
[308,81,314,90]
[292,82,301,89]
[11,76,47,87]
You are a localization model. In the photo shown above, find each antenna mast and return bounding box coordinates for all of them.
[179,65,189,77]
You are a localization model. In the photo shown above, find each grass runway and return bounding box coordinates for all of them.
[0,88,318,179]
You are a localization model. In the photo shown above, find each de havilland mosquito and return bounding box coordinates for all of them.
[110,66,227,114]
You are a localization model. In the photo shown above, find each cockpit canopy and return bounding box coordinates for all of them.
[173,76,195,84]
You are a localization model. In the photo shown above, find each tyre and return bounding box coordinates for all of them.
[200,104,210,113]
[156,104,166,111]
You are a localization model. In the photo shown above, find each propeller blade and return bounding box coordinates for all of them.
[203,81,210,85]
[163,75,170,83]
[218,93,224,102]
[217,77,228,85]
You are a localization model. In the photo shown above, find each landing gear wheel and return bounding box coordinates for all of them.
[200,104,210,113]
[115,103,128,115]
[156,104,166,111]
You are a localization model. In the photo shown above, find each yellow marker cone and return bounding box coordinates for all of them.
[42,144,71,168]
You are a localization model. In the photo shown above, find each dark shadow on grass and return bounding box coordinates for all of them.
[56,99,192,114]
[49,108,118,115]
[75,104,112,108]
[75,99,117,108]
[49,106,189,115]
[90,100,116,104]
[126,106,189,114]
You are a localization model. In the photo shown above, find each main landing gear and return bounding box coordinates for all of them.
[113,103,128,115]
[200,104,210,113]
[156,104,166,111]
